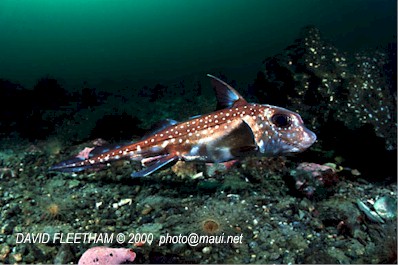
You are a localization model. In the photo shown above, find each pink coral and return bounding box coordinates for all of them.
[291,162,338,198]
[296,162,338,187]
[78,246,136,265]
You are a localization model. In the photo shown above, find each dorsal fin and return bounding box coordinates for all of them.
[207,74,248,109]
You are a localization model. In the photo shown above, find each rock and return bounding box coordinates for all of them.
[0,244,10,262]
[202,246,211,254]
[254,25,396,179]
[54,244,74,264]
[373,196,397,220]
[318,198,362,237]
[291,162,338,199]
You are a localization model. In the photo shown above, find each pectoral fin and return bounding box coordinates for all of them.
[226,120,258,157]
[209,120,257,162]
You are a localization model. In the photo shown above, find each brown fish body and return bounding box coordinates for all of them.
[50,75,316,177]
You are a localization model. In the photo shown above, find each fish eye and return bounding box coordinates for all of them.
[271,113,291,128]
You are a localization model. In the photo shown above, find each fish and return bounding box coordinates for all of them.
[50,74,317,177]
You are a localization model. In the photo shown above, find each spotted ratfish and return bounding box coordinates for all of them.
[50,74,317,177]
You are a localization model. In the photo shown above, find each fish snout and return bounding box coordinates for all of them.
[299,127,317,150]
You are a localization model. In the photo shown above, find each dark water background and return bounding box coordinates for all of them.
[0,0,396,91]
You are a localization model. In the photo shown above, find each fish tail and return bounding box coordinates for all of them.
[49,144,124,173]
[49,157,96,173]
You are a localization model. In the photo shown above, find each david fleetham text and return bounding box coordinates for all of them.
[16,233,122,244]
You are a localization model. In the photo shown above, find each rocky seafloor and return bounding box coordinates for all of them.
[0,141,396,264]
[0,26,396,264]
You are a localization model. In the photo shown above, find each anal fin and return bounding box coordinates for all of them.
[131,154,178,177]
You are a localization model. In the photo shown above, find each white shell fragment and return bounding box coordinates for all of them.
[112,198,133,209]
[356,199,384,223]
[373,196,397,220]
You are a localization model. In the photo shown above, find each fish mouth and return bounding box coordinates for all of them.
[261,140,299,155]
[289,128,317,152]
[297,128,317,150]
[260,128,317,155]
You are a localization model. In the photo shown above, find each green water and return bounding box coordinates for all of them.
[0,0,396,91]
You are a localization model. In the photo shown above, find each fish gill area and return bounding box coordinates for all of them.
[0,26,396,264]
